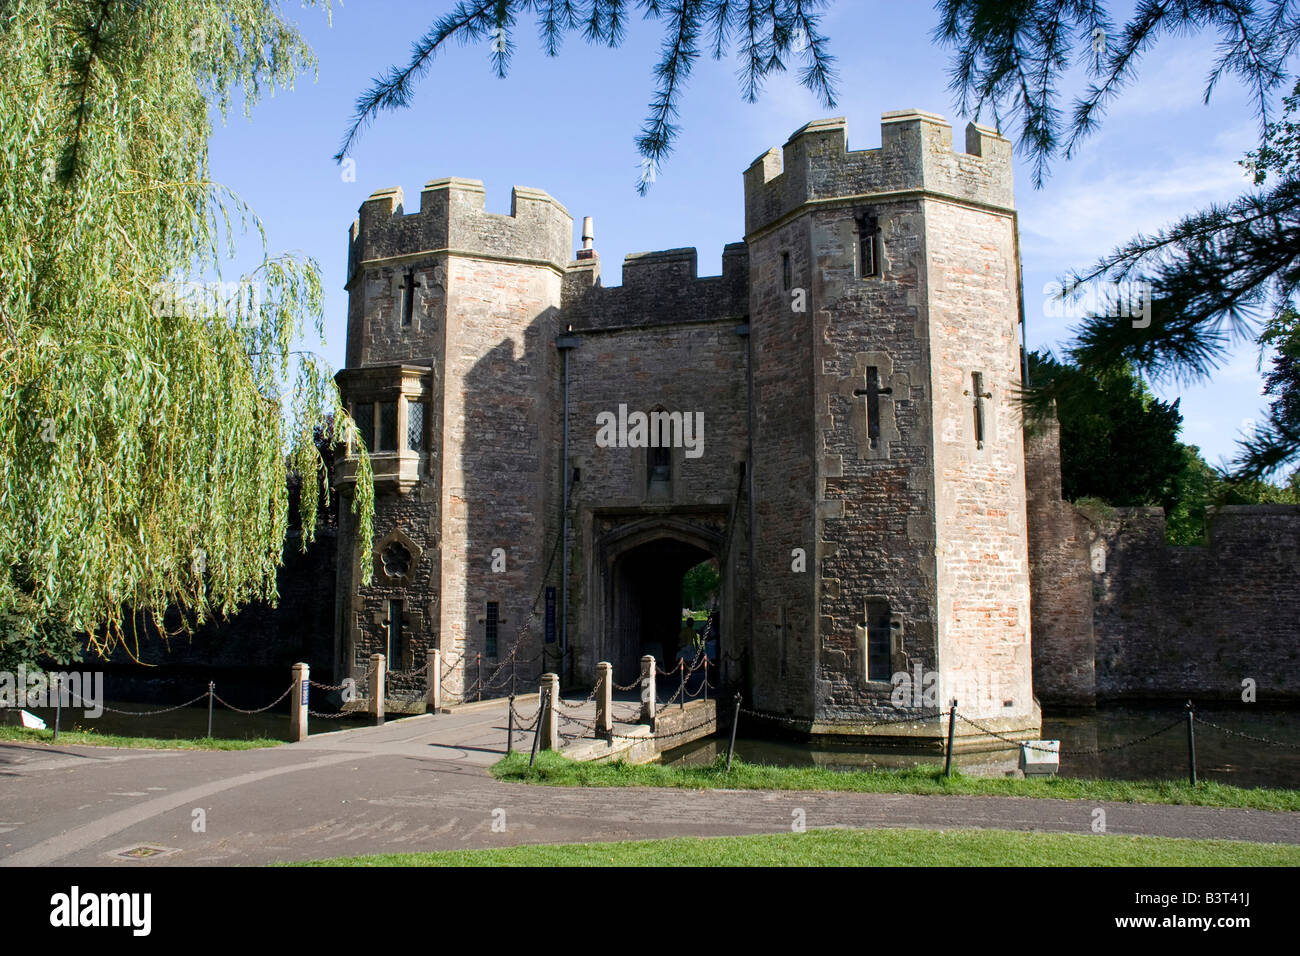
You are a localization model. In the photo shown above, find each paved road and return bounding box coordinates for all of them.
[2,708,1296,866]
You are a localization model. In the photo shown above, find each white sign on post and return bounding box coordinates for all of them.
[1019,739,1060,777]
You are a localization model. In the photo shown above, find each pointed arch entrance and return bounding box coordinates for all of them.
[594,516,725,686]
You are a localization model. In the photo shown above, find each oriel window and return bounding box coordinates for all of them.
[407,399,426,453]
[353,402,374,452]
[377,401,398,452]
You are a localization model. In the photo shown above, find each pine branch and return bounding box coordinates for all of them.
[335,0,502,163]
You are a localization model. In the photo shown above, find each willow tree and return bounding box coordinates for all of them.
[0,0,373,669]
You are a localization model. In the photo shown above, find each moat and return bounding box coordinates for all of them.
[660,703,1300,791]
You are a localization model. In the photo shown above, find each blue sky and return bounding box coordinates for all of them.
[209,1,1278,468]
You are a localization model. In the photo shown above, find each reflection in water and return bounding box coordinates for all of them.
[661,705,1300,790]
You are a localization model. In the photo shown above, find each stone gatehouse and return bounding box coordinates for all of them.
[333,110,1040,742]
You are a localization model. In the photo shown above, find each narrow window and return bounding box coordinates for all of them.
[781,252,792,291]
[865,599,891,682]
[858,214,880,278]
[354,402,374,452]
[386,599,404,671]
[485,601,499,658]
[399,270,416,326]
[971,372,991,449]
[407,399,426,452]
[377,400,398,452]
[648,446,671,485]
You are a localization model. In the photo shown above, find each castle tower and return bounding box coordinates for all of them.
[743,112,1039,743]
[335,179,571,697]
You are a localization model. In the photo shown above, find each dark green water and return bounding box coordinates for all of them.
[661,704,1300,790]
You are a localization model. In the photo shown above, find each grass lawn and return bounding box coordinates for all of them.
[491,750,1300,812]
[287,827,1300,866]
[0,725,283,751]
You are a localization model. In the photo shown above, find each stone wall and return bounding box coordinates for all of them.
[562,248,750,685]
[744,111,1033,732]
[104,530,338,686]
[1091,504,1300,701]
[1026,415,1300,703]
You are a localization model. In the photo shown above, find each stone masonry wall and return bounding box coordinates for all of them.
[1024,414,1095,704]
[925,194,1034,723]
[1026,413,1300,702]
[1090,505,1300,701]
[562,249,750,683]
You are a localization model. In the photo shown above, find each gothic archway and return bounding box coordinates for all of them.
[595,517,725,685]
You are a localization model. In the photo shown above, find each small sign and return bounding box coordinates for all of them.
[545,587,557,644]
[300,680,309,707]
[1019,739,1060,777]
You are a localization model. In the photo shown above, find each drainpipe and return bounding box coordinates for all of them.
[1014,213,1029,388]
[741,317,755,694]
[557,324,581,681]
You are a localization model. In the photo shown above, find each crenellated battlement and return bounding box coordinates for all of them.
[347,178,572,282]
[743,111,1013,237]
[562,242,748,330]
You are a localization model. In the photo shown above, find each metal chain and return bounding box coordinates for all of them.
[738,706,943,730]
[510,700,542,730]
[658,681,685,708]
[604,716,717,743]
[60,688,210,717]
[1194,717,1300,750]
[385,661,430,680]
[212,683,296,715]
[955,712,1185,755]
[556,683,599,709]
[308,679,351,692]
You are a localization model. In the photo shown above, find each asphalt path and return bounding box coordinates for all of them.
[2,708,1295,866]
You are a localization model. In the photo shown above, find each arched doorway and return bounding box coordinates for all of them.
[595,517,724,686]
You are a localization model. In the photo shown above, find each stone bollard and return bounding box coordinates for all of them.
[539,672,559,751]
[426,648,441,713]
[290,662,309,742]
[640,655,656,727]
[370,653,386,726]
[595,662,613,740]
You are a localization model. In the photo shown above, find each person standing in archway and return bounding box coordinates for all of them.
[676,615,697,663]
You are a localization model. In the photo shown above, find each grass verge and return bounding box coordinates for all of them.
[0,725,283,751]
[286,827,1300,866]
[490,750,1300,812]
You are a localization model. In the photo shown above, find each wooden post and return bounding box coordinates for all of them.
[595,662,613,740]
[370,653,386,725]
[539,672,559,751]
[426,648,440,713]
[640,655,656,727]
[290,662,309,742]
